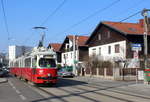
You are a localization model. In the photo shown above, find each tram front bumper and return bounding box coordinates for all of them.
[37,76,57,80]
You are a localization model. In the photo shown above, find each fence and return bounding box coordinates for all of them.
[85,67,113,76]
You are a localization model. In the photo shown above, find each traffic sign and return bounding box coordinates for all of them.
[131,44,142,51]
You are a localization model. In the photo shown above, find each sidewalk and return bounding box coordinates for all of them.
[74,76,150,96]
[0,78,8,83]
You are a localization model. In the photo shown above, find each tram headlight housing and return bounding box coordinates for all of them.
[39,70,43,74]
[48,73,51,76]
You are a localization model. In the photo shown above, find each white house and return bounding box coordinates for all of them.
[85,19,149,80]
[60,35,89,75]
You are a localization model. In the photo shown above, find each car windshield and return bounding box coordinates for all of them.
[60,69,66,72]
[39,58,56,68]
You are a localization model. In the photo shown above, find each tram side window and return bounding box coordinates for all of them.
[25,58,31,67]
[15,61,19,67]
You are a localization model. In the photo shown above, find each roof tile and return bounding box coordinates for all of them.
[67,35,89,46]
[102,21,147,35]
[48,43,62,52]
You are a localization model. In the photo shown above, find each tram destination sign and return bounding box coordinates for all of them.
[131,44,142,51]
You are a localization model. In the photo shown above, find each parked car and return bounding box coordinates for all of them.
[58,69,74,78]
[0,68,9,77]
[0,71,4,77]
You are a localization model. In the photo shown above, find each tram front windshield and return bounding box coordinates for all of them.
[39,58,56,68]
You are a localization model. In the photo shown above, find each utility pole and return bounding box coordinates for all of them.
[141,8,150,84]
[73,35,76,75]
[76,36,79,76]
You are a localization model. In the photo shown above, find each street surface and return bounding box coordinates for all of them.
[0,76,150,102]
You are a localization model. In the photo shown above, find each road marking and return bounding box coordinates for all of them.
[8,80,21,95]
[12,86,16,89]
[8,81,13,86]
[16,90,21,94]
[19,95,26,100]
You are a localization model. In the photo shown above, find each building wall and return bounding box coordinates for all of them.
[61,50,78,66]
[79,47,88,61]
[56,52,61,63]
[9,46,17,61]
[88,25,126,47]
[9,45,32,61]
[89,40,126,61]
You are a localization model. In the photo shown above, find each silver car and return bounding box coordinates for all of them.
[58,69,74,78]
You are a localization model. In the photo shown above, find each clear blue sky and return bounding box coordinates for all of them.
[0,0,149,52]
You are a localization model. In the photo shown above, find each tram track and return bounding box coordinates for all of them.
[11,76,150,102]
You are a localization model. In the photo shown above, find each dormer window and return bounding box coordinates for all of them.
[98,34,101,40]
[107,31,110,38]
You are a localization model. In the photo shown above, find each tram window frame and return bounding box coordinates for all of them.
[25,58,31,67]
[15,61,19,67]
[32,57,37,68]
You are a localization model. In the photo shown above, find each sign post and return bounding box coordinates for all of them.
[131,43,142,84]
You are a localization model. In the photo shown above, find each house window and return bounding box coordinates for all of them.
[115,44,120,53]
[98,34,101,40]
[92,48,96,55]
[66,54,68,59]
[63,54,66,59]
[65,44,69,51]
[99,47,101,55]
[108,46,111,54]
[108,31,110,38]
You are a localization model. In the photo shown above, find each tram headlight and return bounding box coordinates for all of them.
[48,73,51,76]
[39,70,43,74]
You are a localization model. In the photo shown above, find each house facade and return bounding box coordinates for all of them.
[86,19,150,80]
[60,35,89,75]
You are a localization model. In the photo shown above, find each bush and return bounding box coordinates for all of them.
[102,61,113,68]
[57,64,62,70]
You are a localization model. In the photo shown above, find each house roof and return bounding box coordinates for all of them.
[86,19,149,44]
[59,35,89,51]
[48,43,62,52]
[67,35,89,46]
[102,21,145,35]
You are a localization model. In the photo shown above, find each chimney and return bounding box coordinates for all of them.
[139,19,144,27]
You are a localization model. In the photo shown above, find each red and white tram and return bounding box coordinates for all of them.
[9,47,58,84]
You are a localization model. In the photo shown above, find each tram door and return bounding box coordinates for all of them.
[31,57,37,81]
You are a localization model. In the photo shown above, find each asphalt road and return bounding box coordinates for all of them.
[1,76,150,102]
[38,77,150,102]
[0,76,48,102]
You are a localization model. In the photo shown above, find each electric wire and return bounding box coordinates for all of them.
[76,10,142,37]
[114,0,146,20]
[22,0,67,45]
[1,0,10,41]
[55,0,121,36]
[40,0,67,26]
[118,10,141,23]
[23,0,141,45]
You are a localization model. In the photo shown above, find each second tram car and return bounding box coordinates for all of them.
[9,47,58,84]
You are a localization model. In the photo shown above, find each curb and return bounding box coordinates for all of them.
[0,78,8,84]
